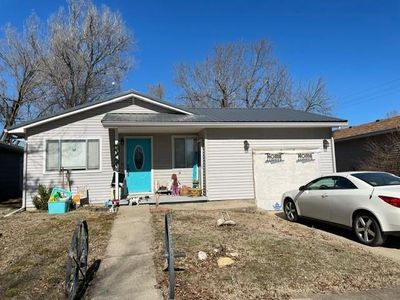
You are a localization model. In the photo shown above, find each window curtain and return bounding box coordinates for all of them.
[87,140,100,170]
[46,140,60,171]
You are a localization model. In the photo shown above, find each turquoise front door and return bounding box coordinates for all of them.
[126,138,152,193]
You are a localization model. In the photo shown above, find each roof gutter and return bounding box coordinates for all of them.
[102,121,348,128]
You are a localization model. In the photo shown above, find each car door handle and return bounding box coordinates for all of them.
[321,194,328,198]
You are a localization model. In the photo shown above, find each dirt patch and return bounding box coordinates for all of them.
[0,207,115,299]
[0,198,22,216]
[151,207,400,299]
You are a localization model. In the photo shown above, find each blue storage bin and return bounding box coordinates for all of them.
[48,200,70,214]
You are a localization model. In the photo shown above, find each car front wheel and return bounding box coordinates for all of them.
[353,214,386,246]
[284,199,298,222]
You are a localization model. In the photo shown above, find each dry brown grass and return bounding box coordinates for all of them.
[151,207,400,299]
[0,207,115,299]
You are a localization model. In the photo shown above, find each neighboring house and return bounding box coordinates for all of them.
[7,90,346,210]
[334,116,400,172]
[0,141,24,201]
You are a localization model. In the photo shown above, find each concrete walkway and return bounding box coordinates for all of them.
[91,206,162,300]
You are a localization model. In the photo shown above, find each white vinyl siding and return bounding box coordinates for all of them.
[24,100,167,208]
[204,128,335,201]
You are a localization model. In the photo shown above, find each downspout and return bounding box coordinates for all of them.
[331,135,337,173]
[4,136,27,217]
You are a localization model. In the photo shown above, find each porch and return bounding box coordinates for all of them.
[108,125,206,200]
[134,194,208,205]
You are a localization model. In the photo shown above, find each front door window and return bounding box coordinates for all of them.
[134,145,144,170]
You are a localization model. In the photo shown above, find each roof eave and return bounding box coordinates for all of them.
[7,91,193,134]
[334,127,398,142]
[102,121,348,128]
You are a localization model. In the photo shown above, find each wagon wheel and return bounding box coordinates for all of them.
[65,220,89,300]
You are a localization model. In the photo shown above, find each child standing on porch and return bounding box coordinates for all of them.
[170,174,181,196]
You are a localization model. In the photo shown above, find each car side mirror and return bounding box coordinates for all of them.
[299,185,306,191]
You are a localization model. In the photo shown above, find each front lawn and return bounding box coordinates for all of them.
[151,207,400,299]
[0,207,115,299]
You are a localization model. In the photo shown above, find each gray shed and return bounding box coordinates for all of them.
[0,141,24,201]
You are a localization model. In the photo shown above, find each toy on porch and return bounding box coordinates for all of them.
[170,173,181,196]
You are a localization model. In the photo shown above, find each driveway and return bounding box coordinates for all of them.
[289,214,400,264]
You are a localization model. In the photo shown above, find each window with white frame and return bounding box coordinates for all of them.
[45,139,100,171]
[173,137,196,168]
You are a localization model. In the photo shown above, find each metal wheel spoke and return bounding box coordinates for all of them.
[367,229,375,237]
[366,219,372,228]
[359,217,366,227]
[355,227,364,233]
[363,230,369,241]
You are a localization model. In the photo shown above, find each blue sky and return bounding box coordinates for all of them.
[0,0,400,125]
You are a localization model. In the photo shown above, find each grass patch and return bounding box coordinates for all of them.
[151,208,400,299]
[0,207,115,299]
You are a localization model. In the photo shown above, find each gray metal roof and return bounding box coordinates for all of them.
[8,89,346,132]
[188,108,346,122]
[102,108,346,124]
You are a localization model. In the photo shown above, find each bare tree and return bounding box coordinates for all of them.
[386,110,399,119]
[175,40,331,114]
[147,83,165,99]
[295,77,332,114]
[34,0,133,112]
[0,18,42,141]
[359,131,400,175]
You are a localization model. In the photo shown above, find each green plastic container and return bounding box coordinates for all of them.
[48,201,70,214]
[48,200,70,214]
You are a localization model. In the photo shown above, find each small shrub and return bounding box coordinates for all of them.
[32,184,52,210]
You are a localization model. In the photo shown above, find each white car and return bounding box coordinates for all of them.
[281,171,400,246]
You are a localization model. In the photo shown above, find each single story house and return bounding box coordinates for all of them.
[0,141,24,201]
[334,116,400,172]
[7,90,347,210]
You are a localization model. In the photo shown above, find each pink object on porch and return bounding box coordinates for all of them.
[171,173,181,196]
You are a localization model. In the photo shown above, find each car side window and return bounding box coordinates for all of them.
[334,176,357,189]
[307,177,336,190]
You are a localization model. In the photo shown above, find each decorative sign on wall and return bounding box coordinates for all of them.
[273,202,282,211]
[265,153,283,163]
[297,153,314,162]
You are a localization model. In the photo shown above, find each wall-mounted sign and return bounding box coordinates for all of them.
[297,153,314,162]
[265,153,283,163]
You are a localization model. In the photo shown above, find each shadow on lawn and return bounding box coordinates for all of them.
[275,212,400,249]
[75,259,102,299]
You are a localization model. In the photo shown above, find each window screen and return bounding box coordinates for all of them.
[61,140,86,169]
[174,137,196,168]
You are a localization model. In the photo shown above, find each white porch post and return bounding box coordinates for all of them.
[114,128,119,200]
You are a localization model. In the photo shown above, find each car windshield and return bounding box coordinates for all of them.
[351,172,400,187]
